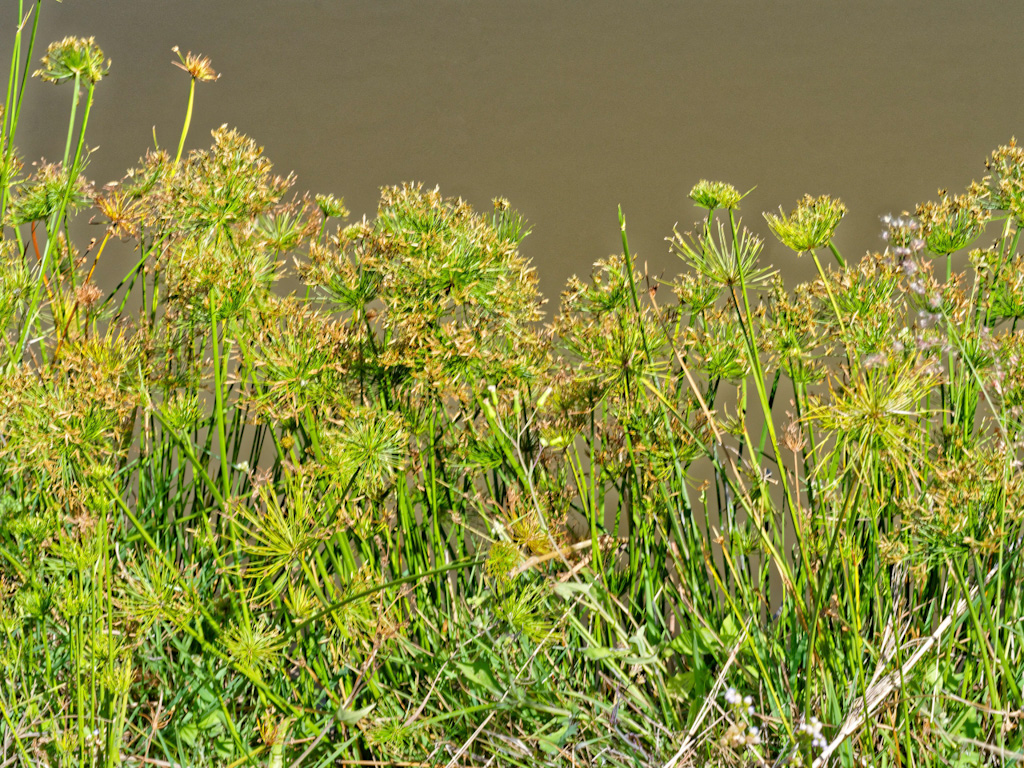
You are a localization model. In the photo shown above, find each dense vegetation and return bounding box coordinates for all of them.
[2,4,1023,766]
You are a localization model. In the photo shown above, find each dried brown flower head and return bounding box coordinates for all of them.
[171,46,219,82]
[75,282,103,311]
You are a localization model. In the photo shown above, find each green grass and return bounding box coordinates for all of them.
[2,4,1023,766]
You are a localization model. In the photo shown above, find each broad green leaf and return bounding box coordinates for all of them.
[455,658,502,695]
[336,704,375,725]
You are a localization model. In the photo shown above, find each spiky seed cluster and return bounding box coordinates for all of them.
[160,391,203,433]
[916,189,989,255]
[825,255,905,353]
[986,250,1024,320]
[244,299,355,421]
[485,541,522,586]
[324,407,408,497]
[171,46,219,82]
[804,356,939,486]
[95,185,142,239]
[984,138,1024,221]
[315,192,348,220]
[144,127,301,319]
[552,255,668,403]
[0,331,142,496]
[120,553,194,631]
[689,179,743,211]
[302,183,545,400]
[764,194,846,252]
[9,161,92,225]
[763,278,826,383]
[221,616,286,675]
[672,269,720,312]
[75,282,102,311]
[165,126,293,233]
[236,483,324,589]
[0,245,31,329]
[35,36,109,85]
[494,581,559,644]
[908,441,1024,563]
[256,203,320,253]
[687,307,753,382]
[670,219,774,290]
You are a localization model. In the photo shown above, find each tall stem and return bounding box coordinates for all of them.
[175,77,196,167]
[211,304,231,502]
[16,80,96,363]
[827,241,845,269]
[2,0,42,226]
[62,73,81,167]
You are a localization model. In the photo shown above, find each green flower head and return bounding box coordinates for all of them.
[916,189,989,256]
[983,139,1024,222]
[764,194,846,252]
[35,36,109,85]
[689,180,743,211]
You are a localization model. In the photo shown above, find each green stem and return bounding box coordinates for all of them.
[175,77,196,166]
[16,81,96,362]
[284,557,485,642]
[948,557,1003,718]
[62,72,81,168]
[827,241,846,269]
[728,211,806,587]
[810,249,850,346]
[803,479,860,720]
[1,0,42,223]
[210,305,231,501]
[618,206,653,366]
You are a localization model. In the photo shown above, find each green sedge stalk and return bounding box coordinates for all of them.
[174,75,195,167]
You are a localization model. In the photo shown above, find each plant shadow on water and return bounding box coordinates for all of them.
[1,7,1024,768]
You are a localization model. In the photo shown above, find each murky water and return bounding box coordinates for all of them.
[7,0,1024,299]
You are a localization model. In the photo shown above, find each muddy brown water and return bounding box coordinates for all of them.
[6,0,1024,299]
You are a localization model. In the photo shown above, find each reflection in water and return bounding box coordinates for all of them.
[5,0,1024,298]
